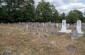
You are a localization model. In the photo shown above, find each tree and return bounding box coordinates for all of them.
[35,0,53,22]
[0,0,35,23]
[0,0,25,23]
[83,12,85,22]
[21,0,35,22]
[59,12,66,23]
[66,10,83,24]
[51,5,59,22]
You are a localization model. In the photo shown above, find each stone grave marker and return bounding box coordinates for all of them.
[59,20,72,33]
[26,24,28,29]
[43,34,48,43]
[71,29,84,40]
[42,23,45,26]
[71,29,79,40]
[76,20,84,34]
[66,45,76,53]
[36,32,40,40]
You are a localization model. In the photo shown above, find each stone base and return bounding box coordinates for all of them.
[59,30,72,33]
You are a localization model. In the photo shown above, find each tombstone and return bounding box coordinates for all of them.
[36,32,40,40]
[45,29,48,33]
[31,24,37,29]
[76,20,84,34]
[42,23,45,26]
[26,24,28,29]
[66,45,76,53]
[71,29,83,40]
[37,23,41,27]
[56,23,58,27]
[67,24,70,28]
[71,30,79,40]
[54,23,58,28]
[59,20,72,33]
[43,34,48,43]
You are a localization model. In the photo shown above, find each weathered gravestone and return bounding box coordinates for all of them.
[26,24,28,29]
[56,23,58,27]
[59,20,72,33]
[54,23,58,28]
[43,34,48,43]
[36,32,40,40]
[71,29,80,40]
[42,23,45,26]
[76,20,84,34]
[66,45,76,53]
[45,29,48,32]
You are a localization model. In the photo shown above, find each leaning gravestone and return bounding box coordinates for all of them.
[59,20,72,33]
[76,20,84,34]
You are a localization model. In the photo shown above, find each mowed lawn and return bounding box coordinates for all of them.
[0,24,85,55]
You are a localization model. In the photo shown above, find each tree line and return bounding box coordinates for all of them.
[0,0,85,24]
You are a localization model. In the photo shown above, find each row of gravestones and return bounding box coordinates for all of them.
[25,20,84,35]
[59,20,84,34]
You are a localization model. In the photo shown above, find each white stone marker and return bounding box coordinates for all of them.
[26,24,28,29]
[76,20,84,34]
[42,23,45,26]
[59,20,72,33]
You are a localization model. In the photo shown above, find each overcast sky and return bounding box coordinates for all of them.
[34,0,85,14]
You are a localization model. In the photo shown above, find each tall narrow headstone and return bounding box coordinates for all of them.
[76,20,84,34]
[42,23,45,26]
[26,24,28,29]
[59,20,72,33]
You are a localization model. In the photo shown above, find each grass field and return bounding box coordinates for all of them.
[0,23,85,55]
